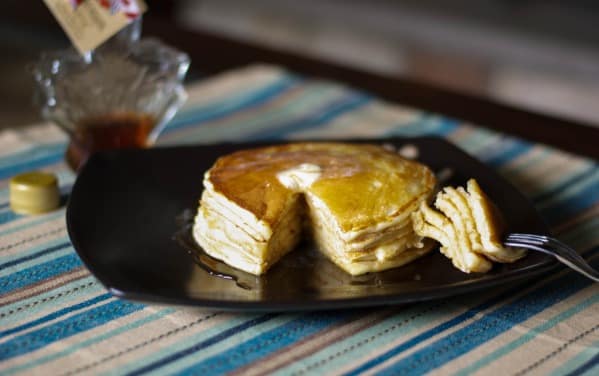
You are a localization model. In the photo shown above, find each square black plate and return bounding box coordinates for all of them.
[67,137,555,311]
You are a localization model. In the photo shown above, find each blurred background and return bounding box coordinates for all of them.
[2,0,599,128]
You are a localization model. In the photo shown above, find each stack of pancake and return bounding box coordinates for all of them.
[193,142,436,275]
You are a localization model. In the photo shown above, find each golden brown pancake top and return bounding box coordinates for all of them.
[208,142,436,232]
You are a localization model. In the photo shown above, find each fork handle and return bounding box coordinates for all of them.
[505,241,599,282]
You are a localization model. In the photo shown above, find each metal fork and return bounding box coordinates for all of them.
[504,233,599,282]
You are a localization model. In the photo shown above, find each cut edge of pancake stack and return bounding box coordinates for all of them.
[193,142,436,276]
[193,175,306,275]
[304,188,433,276]
[412,179,527,273]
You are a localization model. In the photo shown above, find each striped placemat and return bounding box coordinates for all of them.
[0,65,597,376]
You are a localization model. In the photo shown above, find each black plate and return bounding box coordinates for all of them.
[67,137,555,311]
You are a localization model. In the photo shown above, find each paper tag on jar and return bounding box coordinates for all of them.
[43,0,148,55]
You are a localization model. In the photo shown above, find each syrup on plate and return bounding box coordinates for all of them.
[172,209,430,294]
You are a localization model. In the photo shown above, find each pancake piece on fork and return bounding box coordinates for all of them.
[412,179,526,273]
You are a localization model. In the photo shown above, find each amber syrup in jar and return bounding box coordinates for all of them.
[66,112,155,171]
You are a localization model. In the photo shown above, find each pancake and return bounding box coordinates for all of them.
[412,179,526,273]
[193,142,436,275]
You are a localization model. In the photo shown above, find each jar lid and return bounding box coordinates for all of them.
[10,172,60,215]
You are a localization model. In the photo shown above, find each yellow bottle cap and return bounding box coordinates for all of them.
[10,172,60,215]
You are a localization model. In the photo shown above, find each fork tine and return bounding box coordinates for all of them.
[503,241,553,256]
[506,234,547,246]
[507,234,549,242]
